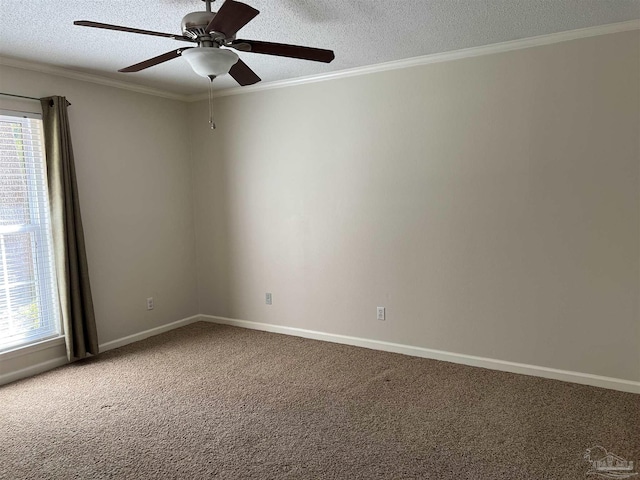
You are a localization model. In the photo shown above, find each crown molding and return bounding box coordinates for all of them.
[185,19,640,101]
[1,19,638,103]
[0,56,190,102]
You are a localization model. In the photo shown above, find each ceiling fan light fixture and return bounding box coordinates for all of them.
[182,47,239,78]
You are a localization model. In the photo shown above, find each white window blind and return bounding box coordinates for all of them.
[0,111,60,351]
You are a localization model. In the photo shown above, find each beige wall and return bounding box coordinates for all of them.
[189,30,640,381]
[1,29,638,384]
[0,66,199,375]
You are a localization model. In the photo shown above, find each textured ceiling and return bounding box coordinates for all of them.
[1,0,639,95]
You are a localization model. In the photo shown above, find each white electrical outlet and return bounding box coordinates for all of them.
[377,306,385,321]
[146,297,154,310]
[265,293,272,305]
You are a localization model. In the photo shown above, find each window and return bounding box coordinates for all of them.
[0,111,60,351]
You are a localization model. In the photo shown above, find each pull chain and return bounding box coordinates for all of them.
[208,76,216,130]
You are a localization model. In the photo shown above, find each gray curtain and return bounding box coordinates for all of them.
[40,96,99,361]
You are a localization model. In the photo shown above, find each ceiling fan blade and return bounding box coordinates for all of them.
[228,59,261,86]
[205,1,259,38]
[231,40,335,63]
[74,21,194,42]
[118,48,192,73]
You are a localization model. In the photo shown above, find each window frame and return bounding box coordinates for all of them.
[0,108,62,353]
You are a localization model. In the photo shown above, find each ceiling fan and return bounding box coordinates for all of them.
[73,0,336,87]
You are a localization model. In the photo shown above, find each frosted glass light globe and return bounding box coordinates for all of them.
[182,48,239,78]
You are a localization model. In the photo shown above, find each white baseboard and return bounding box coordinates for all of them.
[4,313,638,394]
[0,314,201,386]
[99,315,202,352]
[201,315,640,394]
[0,355,69,386]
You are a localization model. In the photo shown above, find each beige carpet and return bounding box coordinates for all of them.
[1,322,638,479]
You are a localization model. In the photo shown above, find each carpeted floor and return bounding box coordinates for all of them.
[1,322,638,479]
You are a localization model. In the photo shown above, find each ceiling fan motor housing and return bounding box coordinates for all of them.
[181,11,227,44]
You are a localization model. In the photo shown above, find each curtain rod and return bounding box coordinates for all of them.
[0,92,71,106]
